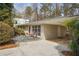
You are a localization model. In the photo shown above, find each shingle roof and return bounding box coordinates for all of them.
[17,16,79,26]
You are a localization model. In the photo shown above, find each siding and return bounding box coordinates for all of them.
[43,24,58,40]
[42,24,66,40]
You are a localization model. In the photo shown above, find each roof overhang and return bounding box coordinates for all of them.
[15,16,79,26]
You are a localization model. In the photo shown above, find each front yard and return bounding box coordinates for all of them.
[0,35,70,56]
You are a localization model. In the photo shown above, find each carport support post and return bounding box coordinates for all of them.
[41,25,46,40]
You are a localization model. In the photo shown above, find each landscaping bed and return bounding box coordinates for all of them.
[48,38,76,56]
[0,40,17,50]
[48,38,70,46]
[62,51,76,56]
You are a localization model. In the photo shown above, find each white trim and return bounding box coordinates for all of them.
[41,25,46,40]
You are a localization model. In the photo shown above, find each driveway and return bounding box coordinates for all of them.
[0,36,70,56]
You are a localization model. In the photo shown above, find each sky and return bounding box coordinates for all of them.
[14,3,43,14]
[14,3,63,14]
[14,3,32,13]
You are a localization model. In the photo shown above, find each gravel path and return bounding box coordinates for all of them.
[0,36,70,56]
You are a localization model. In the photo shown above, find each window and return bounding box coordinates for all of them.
[32,25,41,36]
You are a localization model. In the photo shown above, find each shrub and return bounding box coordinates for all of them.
[14,27,25,35]
[3,19,13,27]
[64,18,79,55]
[0,22,14,44]
[69,40,79,55]
[69,40,78,51]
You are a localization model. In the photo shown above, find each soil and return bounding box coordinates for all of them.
[48,38,70,46]
[0,40,17,50]
[62,51,76,56]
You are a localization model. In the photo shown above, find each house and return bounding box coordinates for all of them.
[13,18,30,27]
[15,16,77,40]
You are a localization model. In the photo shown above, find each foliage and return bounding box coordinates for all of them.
[3,19,13,27]
[70,3,79,16]
[54,8,61,16]
[0,3,13,21]
[32,3,39,21]
[25,6,33,19]
[0,3,14,26]
[64,18,77,30]
[72,3,79,8]
[74,21,79,30]
[64,7,70,16]
[47,3,53,16]
[64,18,79,40]
[69,40,78,52]
[40,3,49,18]
[0,22,14,44]
[55,4,61,16]
[24,3,79,21]
[14,27,25,35]
[64,18,79,55]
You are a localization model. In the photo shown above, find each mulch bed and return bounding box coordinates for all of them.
[62,51,76,56]
[48,38,70,46]
[0,40,18,50]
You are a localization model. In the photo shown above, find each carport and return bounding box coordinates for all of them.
[41,24,66,40]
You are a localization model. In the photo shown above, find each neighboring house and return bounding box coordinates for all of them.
[13,18,30,27]
[14,16,77,40]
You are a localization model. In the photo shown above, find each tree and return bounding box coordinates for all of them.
[63,3,79,16]
[0,3,14,26]
[40,3,49,18]
[25,6,33,21]
[46,3,53,17]
[55,3,61,16]
[70,3,79,16]
[32,3,39,21]
[64,18,79,55]
[63,3,70,16]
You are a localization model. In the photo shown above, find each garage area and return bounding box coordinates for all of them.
[42,24,66,40]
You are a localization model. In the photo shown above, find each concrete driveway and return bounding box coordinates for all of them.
[0,39,70,56]
[0,35,70,56]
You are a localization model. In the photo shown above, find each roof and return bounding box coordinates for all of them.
[13,18,30,26]
[16,16,79,26]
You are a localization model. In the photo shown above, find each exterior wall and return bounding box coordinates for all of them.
[41,24,66,40]
[60,26,66,37]
[43,24,58,40]
[23,24,66,40]
[24,26,29,31]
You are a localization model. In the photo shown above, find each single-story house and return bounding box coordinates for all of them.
[15,16,78,40]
